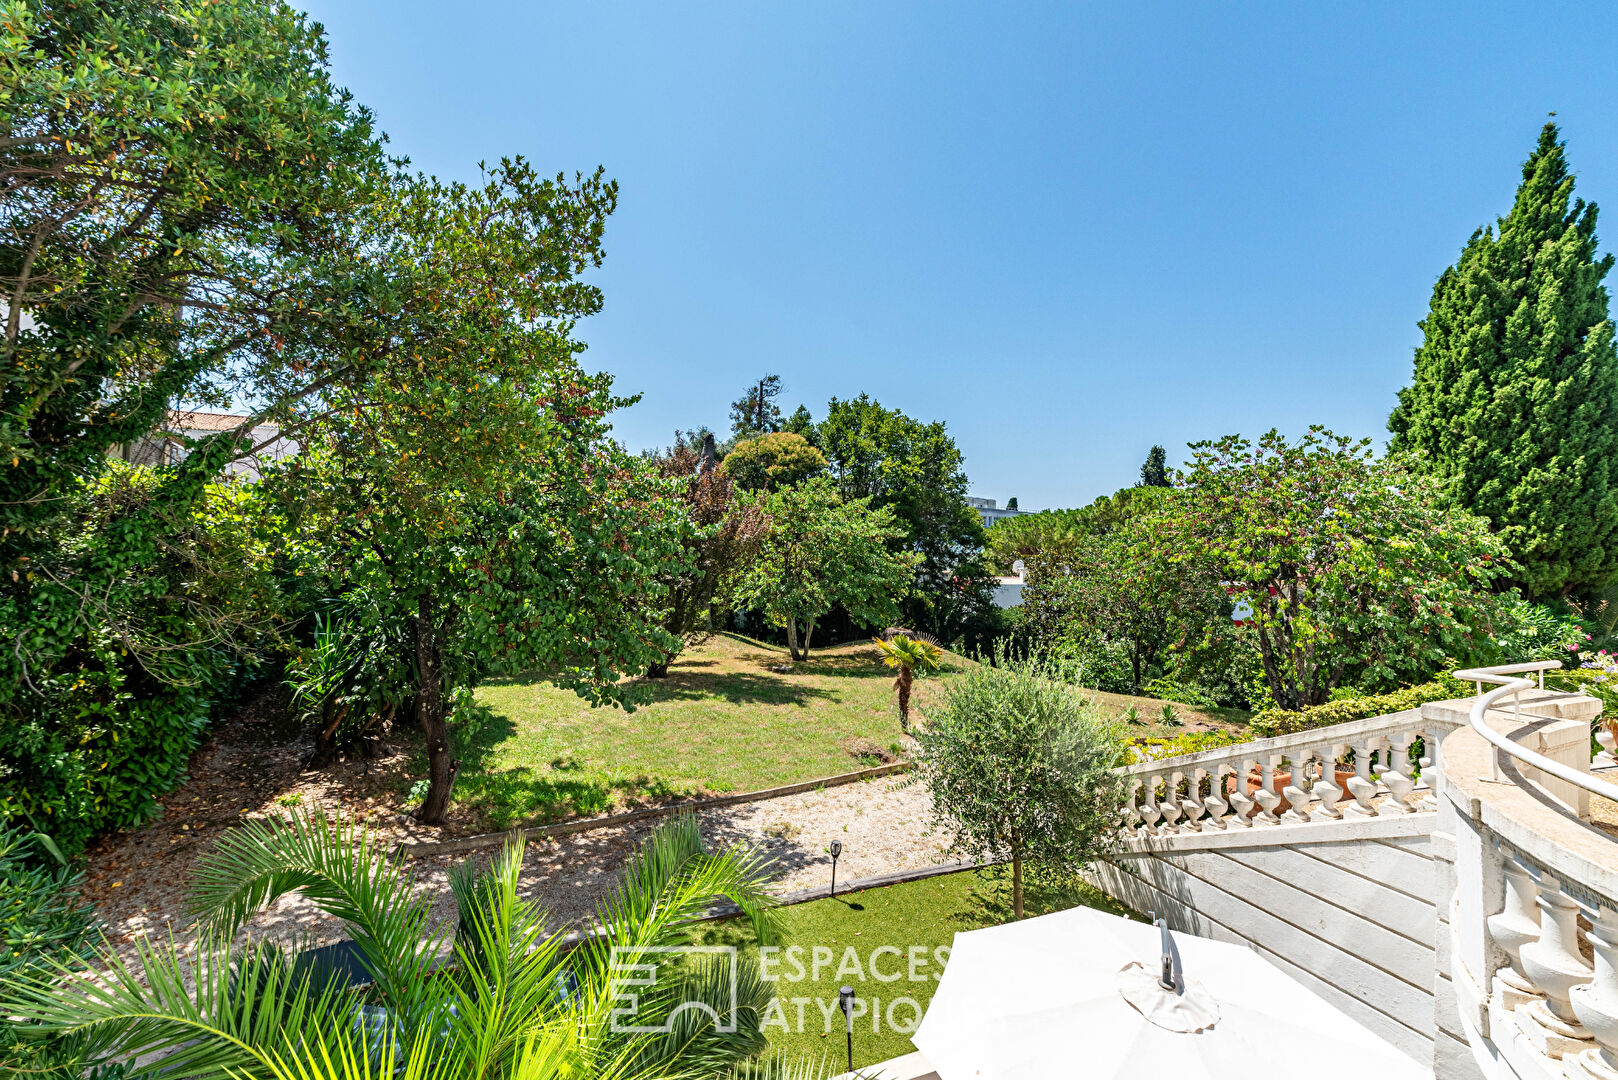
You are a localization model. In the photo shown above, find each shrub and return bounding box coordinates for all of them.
[1142,677,1218,709]
[1491,600,1590,661]
[1129,729,1249,762]
[1248,675,1471,738]
[0,475,277,857]
[1547,663,1618,717]
[0,826,101,1075]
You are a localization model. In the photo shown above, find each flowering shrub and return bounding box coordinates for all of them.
[1128,729,1249,762]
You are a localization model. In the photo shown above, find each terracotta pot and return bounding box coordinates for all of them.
[1237,768,1355,814]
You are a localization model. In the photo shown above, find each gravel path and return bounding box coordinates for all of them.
[90,768,952,966]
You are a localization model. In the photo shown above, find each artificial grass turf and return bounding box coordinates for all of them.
[685,867,1143,1070]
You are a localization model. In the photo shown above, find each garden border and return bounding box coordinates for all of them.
[395,760,915,859]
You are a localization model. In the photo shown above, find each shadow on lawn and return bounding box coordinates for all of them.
[950,867,1145,924]
[635,670,838,706]
[452,766,691,830]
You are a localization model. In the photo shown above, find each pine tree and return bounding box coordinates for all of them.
[1139,445,1169,487]
[1389,123,1618,598]
[729,374,783,438]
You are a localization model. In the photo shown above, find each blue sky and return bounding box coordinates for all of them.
[300,1,1618,511]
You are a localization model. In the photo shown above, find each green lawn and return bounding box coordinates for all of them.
[454,635,926,830]
[685,868,1142,1070]
[445,633,1248,833]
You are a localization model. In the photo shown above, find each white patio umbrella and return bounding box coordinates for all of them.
[912,905,1426,1079]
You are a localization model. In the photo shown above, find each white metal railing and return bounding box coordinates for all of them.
[1451,660,1618,803]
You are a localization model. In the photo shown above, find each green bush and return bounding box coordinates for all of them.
[1141,677,1218,709]
[0,474,283,857]
[0,825,101,1076]
[1129,729,1248,762]
[1248,675,1470,738]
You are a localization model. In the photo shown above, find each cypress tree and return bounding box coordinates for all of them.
[1389,123,1618,598]
[1139,445,1169,487]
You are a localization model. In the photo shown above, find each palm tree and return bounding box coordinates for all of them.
[2,811,794,1080]
[873,634,945,733]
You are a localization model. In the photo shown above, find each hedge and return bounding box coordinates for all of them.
[1248,675,1471,739]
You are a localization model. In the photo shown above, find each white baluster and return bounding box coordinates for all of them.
[1570,905,1618,1080]
[1282,751,1313,824]
[1312,743,1344,820]
[1201,764,1231,830]
[1379,732,1415,815]
[1416,725,1444,810]
[1160,772,1184,833]
[1226,759,1256,827]
[1341,739,1378,819]
[1252,754,1282,826]
[1120,778,1143,839]
[1179,769,1205,832]
[1139,774,1165,835]
[1487,852,1544,1010]
[1518,872,1596,1058]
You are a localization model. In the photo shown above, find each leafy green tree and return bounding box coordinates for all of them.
[272,164,684,826]
[729,374,784,438]
[1005,497,1018,511]
[782,403,819,445]
[819,394,993,642]
[1139,445,1170,487]
[914,651,1126,919]
[720,431,827,492]
[0,0,407,849]
[644,438,768,678]
[873,633,945,732]
[1166,428,1515,710]
[983,487,1161,574]
[1389,123,1618,598]
[2,812,781,1080]
[732,477,918,661]
[1021,502,1207,694]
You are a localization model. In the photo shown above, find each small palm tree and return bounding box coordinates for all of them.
[873,634,945,733]
[2,811,793,1080]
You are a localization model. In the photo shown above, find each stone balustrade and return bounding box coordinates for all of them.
[1118,708,1453,839]
[1432,683,1616,1080]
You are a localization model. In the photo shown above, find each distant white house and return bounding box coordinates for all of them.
[118,410,298,481]
[965,495,1027,528]
[992,559,1025,608]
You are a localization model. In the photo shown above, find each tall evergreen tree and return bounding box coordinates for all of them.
[1389,123,1618,598]
[729,374,783,438]
[1138,445,1170,487]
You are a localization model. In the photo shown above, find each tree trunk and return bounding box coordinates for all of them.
[647,657,671,678]
[786,619,801,662]
[1012,852,1024,919]
[803,617,815,658]
[897,669,912,732]
[413,593,457,825]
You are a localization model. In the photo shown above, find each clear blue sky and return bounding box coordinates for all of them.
[300,1,1618,511]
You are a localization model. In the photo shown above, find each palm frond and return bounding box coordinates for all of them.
[728,1052,850,1080]
[442,836,570,1079]
[186,810,442,1016]
[2,935,361,1080]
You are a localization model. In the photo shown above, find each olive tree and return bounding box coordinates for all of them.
[914,653,1126,918]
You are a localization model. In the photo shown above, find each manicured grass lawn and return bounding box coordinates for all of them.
[448,634,1249,831]
[456,635,933,829]
[686,868,1142,1070]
